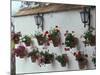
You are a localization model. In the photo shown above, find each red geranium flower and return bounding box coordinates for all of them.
[64,48,70,51]
[73,52,77,56]
[45,31,49,35]
[47,42,50,46]
[48,35,51,38]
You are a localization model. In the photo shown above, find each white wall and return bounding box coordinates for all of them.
[13,8,96,74]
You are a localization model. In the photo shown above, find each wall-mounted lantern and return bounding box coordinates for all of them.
[11,22,15,32]
[34,13,44,31]
[80,7,91,30]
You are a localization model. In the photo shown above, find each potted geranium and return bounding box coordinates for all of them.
[21,35,32,46]
[56,54,68,67]
[35,31,47,45]
[49,26,61,47]
[83,30,95,46]
[28,49,39,62]
[64,31,78,48]
[92,57,96,66]
[14,45,28,58]
[11,32,21,44]
[74,51,88,69]
[40,51,54,64]
[42,51,54,64]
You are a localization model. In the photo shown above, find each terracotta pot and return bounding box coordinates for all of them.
[36,35,46,45]
[90,35,96,46]
[50,35,61,47]
[44,58,53,64]
[25,41,31,46]
[84,35,96,46]
[14,37,20,44]
[78,59,88,69]
[61,62,66,67]
[76,56,88,69]
[70,37,78,48]
[31,55,37,62]
[19,55,24,58]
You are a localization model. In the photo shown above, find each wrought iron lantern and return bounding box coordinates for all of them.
[34,13,44,31]
[11,22,15,32]
[80,7,90,30]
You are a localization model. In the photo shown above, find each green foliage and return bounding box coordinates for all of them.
[49,26,60,38]
[34,31,42,36]
[84,31,93,41]
[92,57,96,65]
[44,51,54,60]
[28,49,39,57]
[21,35,32,43]
[56,54,68,67]
[39,51,54,64]
[50,29,59,37]
[84,30,95,46]
[65,33,77,48]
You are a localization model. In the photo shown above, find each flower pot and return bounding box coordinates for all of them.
[84,35,96,46]
[90,35,96,46]
[31,55,37,62]
[61,62,66,67]
[13,37,20,44]
[44,60,51,64]
[76,55,88,69]
[36,35,46,45]
[70,37,78,48]
[50,35,61,47]
[19,55,25,58]
[78,59,88,69]
[44,58,53,64]
[24,41,31,46]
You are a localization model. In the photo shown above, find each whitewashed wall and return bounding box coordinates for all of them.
[13,8,96,74]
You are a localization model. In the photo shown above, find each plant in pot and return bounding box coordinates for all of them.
[83,30,96,46]
[11,32,21,44]
[49,26,61,47]
[74,51,88,69]
[14,45,28,58]
[35,31,47,45]
[56,54,68,67]
[92,57,96,66]
[28,49,39,62]
[21,35,32,46]
[64,31,78,48]
[41,51,54,64]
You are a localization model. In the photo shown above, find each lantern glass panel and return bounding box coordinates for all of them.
[34,15,42,25]
[80,11,89,24]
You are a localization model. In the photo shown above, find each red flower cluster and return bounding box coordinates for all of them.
[14,45,27,58]
[44,31,49,35]
[11,32,21,44]
[64,48,70,51]
[73,51,81,56]
[73,51,88,57]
